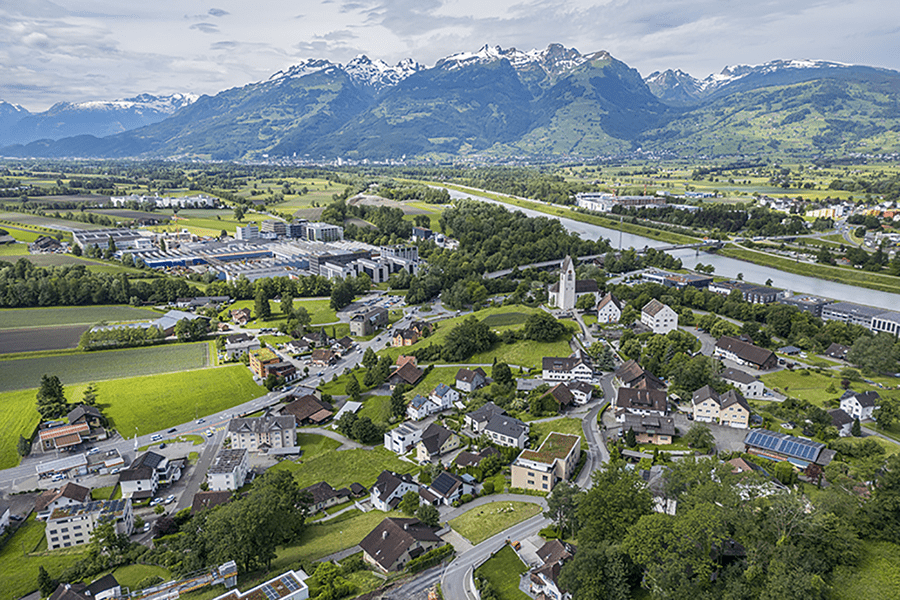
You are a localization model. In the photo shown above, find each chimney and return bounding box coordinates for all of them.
[404,523,409,530]
[382,530,388,540]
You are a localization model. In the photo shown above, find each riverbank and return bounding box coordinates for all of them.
[420,181,703,246]
[717,244,900,295]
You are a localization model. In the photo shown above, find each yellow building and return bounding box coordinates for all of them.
[249,348,278,378]
[510,432,581,493]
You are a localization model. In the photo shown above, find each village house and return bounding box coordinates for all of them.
[384,422,423,454]
[714,336,778,370]
[721,367,765,398]
[641,298,678,335]
[482,414,529,449]
[430,383,460,410]
[48,574,122,600]
[595,292,623,324]
[349,306,389,336]
[35,483,91,521]
[542,352,593,384]
[391,328,420,347]
[224,333,260,359]
[542,383,575,411]
[691,385,752,429]
[191,490,232,514]
[613,359,666,390]
[621,414,676,445]
[227,414,296,452]
[300,481,352,513]
[38,422,92,452]
[453,447,500,470]
[456,367,488,392]
[309,348,336,366]
[407,394,441,421]
[388,361,424,389]
[415,423,461,463]
[464,402,505,433]
[360,517,444,573]
[281,394,333,426]
[428,471,475,505]
[840,390,880,421]
[231,308,251,325]
[117,451,182,499]
[529,540,577,600]
[614,387,668,422]
[511,432,581,492]
[829,409,855,437]
[370,470,420,511]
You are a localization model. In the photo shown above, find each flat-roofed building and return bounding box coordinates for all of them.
[779,295,830,317]
[45,499,133,550]
[821,302,885,330]
[207,448,250,491]
[306,222,344,242]
[872,311,900,336]
[511,432,581,492]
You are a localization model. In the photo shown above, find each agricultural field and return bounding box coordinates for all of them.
[0,242,30,255]
[450,502,543,544]
[270,446,416,490]
[0,305,161,330]
[759,369,900,408]
[0,225,45,243]
[0,515,86,600]
[0,387,43,468]
[0,342,211,392]
[221,298,338,327]
[0,211,106,231]
[0,324,89,353]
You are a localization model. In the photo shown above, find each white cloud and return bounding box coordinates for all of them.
[0,0,897,111]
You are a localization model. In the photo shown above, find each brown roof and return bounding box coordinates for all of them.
[300,481,350,505]
[391,362,423,385]
[615,387,667,413]
[456,367,487,384]
[191,490,232,514]
[596,292,622,311]
[642,298,670,317]
[537,539,576,566]
[544,384,575,407]
[39,423,90,442]
[615,359,665,390]
[35,482,91,512]
[396,355,418,368]
[308,408,334,423]
[282,394,331,423]
[53,433,85,448]
[715,336,776,368]
[359,517,443,571]
[311,348,335,363]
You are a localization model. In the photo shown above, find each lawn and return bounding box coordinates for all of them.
[358,395,392,426]
[0,515,86,600]
[268,509,404,574]
[0,242,29,255]
[528,418,586,445]
[270,446,416,490]
[474,544,531,600]
[0,342,212,392]
[296,432,341,459]
[91,485,121,500]
[450,502,543,544]
[110,564,172,589]
[0,387,43,468]
[831,540,900,600]
[0,305,162,329]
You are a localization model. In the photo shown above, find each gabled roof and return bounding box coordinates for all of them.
[35,482,91,512]
[191,490,232,514]
[845,390,881,407]
[432,383,454,398]
[642,298,671,317]
[484,414,528,439]
[456,367,487,384]
[228,414,295,435]
[419,423,455,456]
[359,517,443,571]
[66,404,102,424]
[824,342,851,359]
[300,481,350,505]
[721,367,759,385]
[282,394,331,422]
[744,429,829,465]
[454,447,499,468]
[829,408,854,427]
[537,539,576,566]
[720,389,750,412]
[396,355,418,368]
[616,387,667,413]
[391,362,424,385]
[596,292,622,312]
[715,336,776,367]
[544,384,575,407]
[372,470,416,503]
[566,380,594,395]
[430,471,466,498]
[466,401,505,425]
[622,414,675,437]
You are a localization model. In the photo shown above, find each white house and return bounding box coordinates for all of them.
[384,422,423,454]
[224,333,260,359]
[596,293,623,324]
[456,367,487,393]
[829,409,854,437]
[483,414,529,449]
[35,483,91,521]
[430,384,459,410]
[721,367,765,398]
[407,395,441,421]
[542,352,593,384]
[427,471,475,505]
[370,470,419,511]
[566,380,594,405]
[227,414,296,452]
[641,299,678,335]
[840,391,880,421]
[207,448,250,491]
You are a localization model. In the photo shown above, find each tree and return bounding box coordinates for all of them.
[362,347,378,370]
[577,462,653,547]
[345,374,361,401]
[559,543,633,600]
[37,566,57,597]
[625,427,637,448]
[330,280,355,310]
[264,373,280,391]
[851,417,862,437]
[82,383,97,406]
[416,503,440,527]
[281,292,293,317]
[17,434,31,457]
[493,362,513,387]
[391,384,409,418]
[399,490,420,515]
[254,289,271,321]
[683,423,716,453]
[524,311,567,342]
[874,398,900,430]
[575,294,596,311]
[545,481,581,537]
[848,332,900,375]
[36,374,67,419]
[233,205,246,221]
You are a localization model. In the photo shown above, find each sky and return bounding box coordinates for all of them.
[2,0,899,111]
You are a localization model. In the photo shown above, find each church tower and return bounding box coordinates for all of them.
[560,255,576,310]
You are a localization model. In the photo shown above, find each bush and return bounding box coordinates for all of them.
[482,481,495,495]
[407,544,455,573]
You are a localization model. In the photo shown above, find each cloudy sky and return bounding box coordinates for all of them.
[2,0,898,111]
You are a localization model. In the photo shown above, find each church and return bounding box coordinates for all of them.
[547,256,599,310]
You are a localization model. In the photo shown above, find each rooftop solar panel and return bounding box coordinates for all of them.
[262,585,279,600]
[282,576,300,592]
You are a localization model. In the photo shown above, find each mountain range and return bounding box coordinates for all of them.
[2,44,899,161]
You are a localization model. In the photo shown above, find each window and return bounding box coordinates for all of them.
[542,484,548,489]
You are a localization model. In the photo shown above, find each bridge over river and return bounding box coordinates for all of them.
[483,240,724,279]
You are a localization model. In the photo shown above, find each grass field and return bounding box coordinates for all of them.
[0,241,29,254]
[358,395,392,426]
[296,432,341,459]
[831,540,900,600]
[220,298,338,327]
[0,211,106,231]
[0,305,162,329]
[270,446,416,490]
[474,544,531,600]
[450,502,543,544]
[376,306,574,369]
[0,342,211,392]
[0,387,43,468]
[0,515,86,600]
[110,564,173,590]
[759,369,858,407]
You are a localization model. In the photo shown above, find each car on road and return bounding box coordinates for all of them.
[87,447,100,455]
[205,429,214,437]
[150,497,162,506]
[151,434,162,441]
[167,428,177,433]
[165,495,176,504]
[197,418,205,424]
[110,468,120,474]
[142,523,151,532]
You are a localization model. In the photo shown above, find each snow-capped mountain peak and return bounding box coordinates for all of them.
[701,58,849,91]
[435,43,587,77]
[66,93,198,114]
[345,55,423,90]
[266,59,339,83]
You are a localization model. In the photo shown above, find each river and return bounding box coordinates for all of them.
[444,188,900,312]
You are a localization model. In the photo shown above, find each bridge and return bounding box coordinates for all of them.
[483,240,724,279]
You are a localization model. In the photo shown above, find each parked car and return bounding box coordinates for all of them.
[165,495,176,504]
[151,434,162,442]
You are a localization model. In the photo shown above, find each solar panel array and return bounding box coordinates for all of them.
[262,584,279,600]
[745,429,822,462]
[282,576,300,592]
